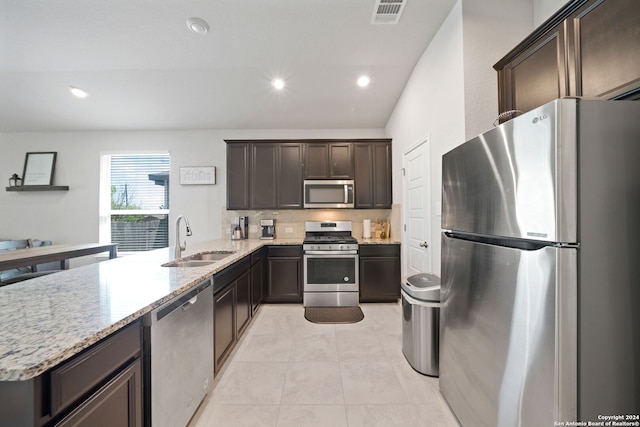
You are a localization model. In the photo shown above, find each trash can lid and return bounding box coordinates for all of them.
[401,273,440,301]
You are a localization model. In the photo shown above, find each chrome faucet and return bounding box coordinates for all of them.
[174,215,192,259]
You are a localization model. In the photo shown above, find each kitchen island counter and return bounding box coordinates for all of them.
[0,238,301,382]
[0,236,398,382]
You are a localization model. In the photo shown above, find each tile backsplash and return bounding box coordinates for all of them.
[222,205,401,240]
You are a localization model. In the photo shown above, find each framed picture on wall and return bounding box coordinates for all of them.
[22,152,57,186]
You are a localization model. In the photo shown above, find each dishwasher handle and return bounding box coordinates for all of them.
[155,279,211,322]
[181,296,198,311]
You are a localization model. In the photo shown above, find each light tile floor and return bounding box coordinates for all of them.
[190,303,461,427]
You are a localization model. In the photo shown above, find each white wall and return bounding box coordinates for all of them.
[0,128,385,247]
[461,0,533,139]
[533,0,568,26]
[386,0,533,275]
[385,2,465,275]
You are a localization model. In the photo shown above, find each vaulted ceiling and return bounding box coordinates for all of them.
[0,0,457,131]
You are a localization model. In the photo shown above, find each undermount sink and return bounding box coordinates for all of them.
[162,250,236,267]
[186,251,235,261]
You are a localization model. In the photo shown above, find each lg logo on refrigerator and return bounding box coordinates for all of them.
[532,114,549,124]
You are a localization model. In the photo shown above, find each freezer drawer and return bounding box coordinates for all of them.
[439,234,577,427]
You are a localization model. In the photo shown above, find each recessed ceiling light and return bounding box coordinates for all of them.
[272,78,285,90]
[357,75,371,87]
[186,17,209,35]
[68,86,89,99]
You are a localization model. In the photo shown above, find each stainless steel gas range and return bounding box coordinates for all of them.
[303,221,359,307]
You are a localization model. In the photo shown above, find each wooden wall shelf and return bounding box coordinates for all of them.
[5,185,69,192]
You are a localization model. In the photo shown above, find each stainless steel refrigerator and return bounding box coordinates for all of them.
[440,98,640,427]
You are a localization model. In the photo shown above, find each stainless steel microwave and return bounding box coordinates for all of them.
[303,179,354,208]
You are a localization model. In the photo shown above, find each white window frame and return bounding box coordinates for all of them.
[99,151,170,253]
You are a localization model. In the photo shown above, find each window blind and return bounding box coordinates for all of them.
[109,154,170,252]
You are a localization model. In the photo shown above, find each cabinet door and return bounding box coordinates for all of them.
[304,142,353,179]
[235,271,252,336]
[56,360,142,427]
[354,143,373,208]
[214,284,236,373]
[354,142,392,209]
[50,321,141,418]
[227,143,251,210]
[277,143,304,208]
[251,143,278,209]
[304,144,329,179]
[328,143,353,179]
[496,24,567,116]
[567,0,640,100]
[266,247,302,303]
[372,143,392,208]
[359,245,400,303]
[251,258,265,314]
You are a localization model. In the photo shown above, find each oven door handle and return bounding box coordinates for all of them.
[304,250,358,256]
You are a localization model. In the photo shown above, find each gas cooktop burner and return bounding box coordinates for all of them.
[303,220,358,251]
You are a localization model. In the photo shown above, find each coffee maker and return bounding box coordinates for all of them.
[260,219,275,240]
[231,216,248,240]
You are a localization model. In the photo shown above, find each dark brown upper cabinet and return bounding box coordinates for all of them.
[227,141,304,210]
[494,0,640,117]
[251,143,278,209]
[354,141,392,209]
[495,22,568,116]
[226,139,391,210]
[226,143,251,210]
[304,142,353,179]
[566,0,640,100]
[277,143,305,208]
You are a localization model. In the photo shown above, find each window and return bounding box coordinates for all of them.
[100,153,170,252]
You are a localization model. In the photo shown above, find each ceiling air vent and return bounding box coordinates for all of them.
[371,0,407,24]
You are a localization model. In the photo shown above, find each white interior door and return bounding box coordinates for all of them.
[402,138,431,277]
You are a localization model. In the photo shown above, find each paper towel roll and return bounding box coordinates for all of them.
[363,219,371,238]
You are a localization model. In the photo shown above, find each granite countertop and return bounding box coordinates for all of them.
[0,237,399,381]
[357,237,400,244]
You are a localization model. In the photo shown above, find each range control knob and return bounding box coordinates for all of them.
[343,276,349,282]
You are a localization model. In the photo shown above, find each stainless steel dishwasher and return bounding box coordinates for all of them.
[143,278,214,427]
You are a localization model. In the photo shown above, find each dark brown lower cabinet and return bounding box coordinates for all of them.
[359,244,401,303]
[265,246,303,303]
[235,271,251,336]
[250,248,267,315]
[214,283,236,374]
[0,321,143,427]
[213,255,256,374]
[56,360,142,427]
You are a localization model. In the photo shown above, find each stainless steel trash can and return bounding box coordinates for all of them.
[401,273,440,376]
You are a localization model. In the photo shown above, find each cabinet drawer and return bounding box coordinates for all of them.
[50,321,142,417]
[251,247,267,265]
[55,359,142,427]
[213,256,251,293]
[267,245,302,257]
[359,244,400,258]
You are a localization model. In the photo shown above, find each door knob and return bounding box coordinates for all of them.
[419,242,429,248]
